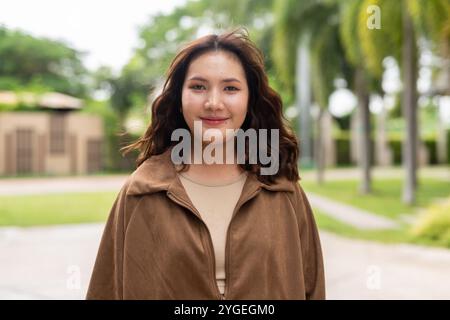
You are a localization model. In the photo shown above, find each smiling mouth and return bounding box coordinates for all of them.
[199,117,229,125]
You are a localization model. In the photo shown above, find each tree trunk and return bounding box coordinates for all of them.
[297,37,313,168]
[354,67,372,194]
[402,10,418,205]
[315,108,325,185]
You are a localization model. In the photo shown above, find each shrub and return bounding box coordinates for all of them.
[447,129,450,165]
[333,131,446,166]
[410,197,450,248]
[387,136,402,165]
[424,138,437,165]
[335,136,351,165]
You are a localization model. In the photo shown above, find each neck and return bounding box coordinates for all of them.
[184,139,245,184]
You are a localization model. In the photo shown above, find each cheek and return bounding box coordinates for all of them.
[182,90,204,107]
[227,94,248,120]
[181,91,201,119]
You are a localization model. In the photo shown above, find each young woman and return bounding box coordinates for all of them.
[86,29,325,300]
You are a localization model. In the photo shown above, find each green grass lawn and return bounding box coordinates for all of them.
[0,192,116,227]
[301,178,450,219]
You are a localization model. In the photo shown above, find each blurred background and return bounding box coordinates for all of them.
[0,0,449,299]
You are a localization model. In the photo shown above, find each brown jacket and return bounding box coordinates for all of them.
[86,148,325,300]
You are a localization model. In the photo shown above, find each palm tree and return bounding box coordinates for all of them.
[340,0,380,194]
[357,0,449,204]
[273,0,358,185]
[309,17,352,184]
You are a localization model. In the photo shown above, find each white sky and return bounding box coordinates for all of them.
[0,0,186,72]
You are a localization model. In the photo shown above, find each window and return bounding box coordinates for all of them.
[16,129,33,173]
[87,139,103,173]
[50,114,66,154]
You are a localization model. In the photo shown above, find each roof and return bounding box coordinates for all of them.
[38,92,83,110]
[0,91,83,110]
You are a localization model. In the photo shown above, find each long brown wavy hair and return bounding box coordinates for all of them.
[121,28,299,184]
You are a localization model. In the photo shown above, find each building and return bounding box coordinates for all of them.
[0,91,104,176]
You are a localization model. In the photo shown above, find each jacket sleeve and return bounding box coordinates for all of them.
[292,182,326,300]
[85,179,130,300]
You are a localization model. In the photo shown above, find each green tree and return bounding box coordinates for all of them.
[357,0,450,204]
[339,0,387,194]
[0,26,88,97]
[273,0,354,184]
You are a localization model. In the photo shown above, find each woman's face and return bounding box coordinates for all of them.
[181,50,249,144]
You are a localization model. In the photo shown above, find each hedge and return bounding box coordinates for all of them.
[333,130,449,166]
[410,197,450,248]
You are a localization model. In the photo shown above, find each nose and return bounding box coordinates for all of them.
[205,88,223,110]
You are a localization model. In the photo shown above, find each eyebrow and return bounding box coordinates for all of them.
[187,76,241,83]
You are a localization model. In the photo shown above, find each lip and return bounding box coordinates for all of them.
[199,117,229,126]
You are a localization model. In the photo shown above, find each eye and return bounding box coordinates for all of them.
[224,86,239,92]
[189,84,205,90]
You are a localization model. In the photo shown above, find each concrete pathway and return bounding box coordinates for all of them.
[0,223,101,299]
[0,223,449,299]
[307,192,399,230]
[0,175,128,196]
[322,231,450,299]
[1,165,448,196]
[300,166,450,182]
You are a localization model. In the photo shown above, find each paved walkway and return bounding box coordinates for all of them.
[307,192,399,229]
[0,223,100,299]
[0,223,449,299]
[322,231,450,299]
[0,175,128,196]
[1,165,448,196]
[300,166,450,182]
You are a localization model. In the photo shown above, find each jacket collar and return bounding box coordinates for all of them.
[126,147,295,197]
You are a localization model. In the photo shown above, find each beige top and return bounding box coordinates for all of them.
[178,171,247,295]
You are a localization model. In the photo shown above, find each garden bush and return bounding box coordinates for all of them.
[410,197,450,247]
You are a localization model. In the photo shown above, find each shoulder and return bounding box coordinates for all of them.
[284,181,313,220]
[110,175,145,222]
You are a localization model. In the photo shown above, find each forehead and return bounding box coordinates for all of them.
[186,50,246,79]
